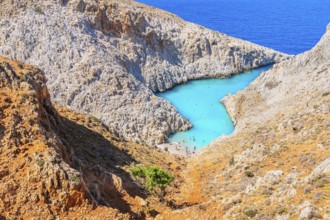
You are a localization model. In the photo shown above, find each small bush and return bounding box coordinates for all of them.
[70,174,81,184]
[245,171,254,178]
[33,7,45,15]
[229,157,235,165]
[131,165,174,191]
[322,91,330,97]
[27,118,34,125]
[89,115,101,124]
[20,94,30,104]
[131,166,146,178]
[313,174,329,188]
[244,208,258,218]
[36,158,45,167]
[274,206,287,215]
[4,97,11,103]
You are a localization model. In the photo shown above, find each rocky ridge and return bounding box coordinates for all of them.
[0,57,89,218]
[0,56,187,219]
[0,0,287,146]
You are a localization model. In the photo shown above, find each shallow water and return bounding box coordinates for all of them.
[157,66,271,150]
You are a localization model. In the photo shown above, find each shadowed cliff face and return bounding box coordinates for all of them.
[0,0,288,147]
[0,57,89,218]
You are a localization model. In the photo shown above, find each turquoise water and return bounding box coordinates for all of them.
[139,0,330,149]
[157,66,271,150]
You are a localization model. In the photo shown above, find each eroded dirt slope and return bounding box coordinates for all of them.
[0,56,187,219]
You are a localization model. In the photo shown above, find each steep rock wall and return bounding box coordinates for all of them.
[0,0,287,146]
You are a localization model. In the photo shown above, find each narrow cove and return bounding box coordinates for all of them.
[157,66,272,150]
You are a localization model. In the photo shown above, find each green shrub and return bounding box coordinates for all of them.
[322,91,330,97]
[131,165,174,191]
[36,158,45,167]
[70,174,81,184]
[20,94,30,104]
[274,206,288,215]
[33,7,45,15]
[88,115,101,124]
[26,118,34,126]
[131,166,146,178]
[229,157,235,165]
[245,171,254,178]
[244,208,258,218]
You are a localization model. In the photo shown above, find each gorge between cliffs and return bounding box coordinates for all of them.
[0,0,329,219]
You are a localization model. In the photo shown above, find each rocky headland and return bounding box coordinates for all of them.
[0,0,287,146]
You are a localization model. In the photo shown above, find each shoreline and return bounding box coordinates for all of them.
[156,142,196,157]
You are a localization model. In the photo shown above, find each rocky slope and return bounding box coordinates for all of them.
[0,56,188,219]
[0,0,287,146]
[1,39,328,219]
[2,1,328,219]
[160,25,330,219]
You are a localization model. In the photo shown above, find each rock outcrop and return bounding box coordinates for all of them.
[161,25,330,219]
[0,57,89,218]
[0,56,186,219]
[0,0,287,146]
[222,24,330,131]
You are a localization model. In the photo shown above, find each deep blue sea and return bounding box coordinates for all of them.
[137,0,330,55]
[144,0,330,149]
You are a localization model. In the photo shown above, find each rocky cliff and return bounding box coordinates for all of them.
[0,0,287,146]
[0,56,187,219]
[0,57,88,218]
[161,25,330,219]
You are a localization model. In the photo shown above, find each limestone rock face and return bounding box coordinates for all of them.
[222,25,330,131]
[0,0,287,146]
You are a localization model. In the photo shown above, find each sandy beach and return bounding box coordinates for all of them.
[156,142,195,157]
